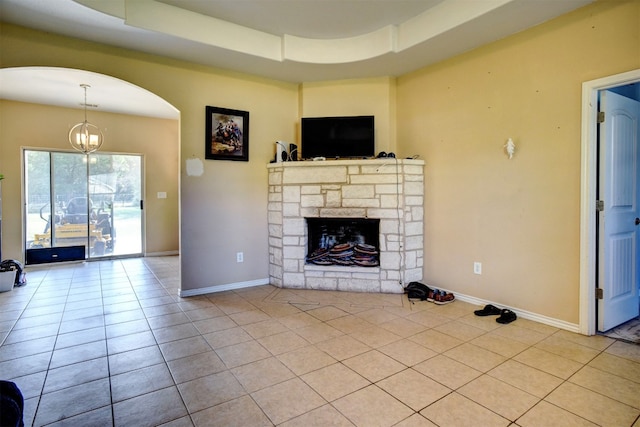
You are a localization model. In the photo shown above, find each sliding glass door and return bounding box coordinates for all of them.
[25,150,143,262]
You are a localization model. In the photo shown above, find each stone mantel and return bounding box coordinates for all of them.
[267,158,424,293]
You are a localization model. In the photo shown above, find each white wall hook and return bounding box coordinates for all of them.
[504,138,515,159]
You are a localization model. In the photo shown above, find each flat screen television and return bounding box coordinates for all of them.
[301,115,375,159]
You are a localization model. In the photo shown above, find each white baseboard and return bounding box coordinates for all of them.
[145,251,179,257]
[452,291,581,333]
[179,277,270,297]
[178,279,581,334]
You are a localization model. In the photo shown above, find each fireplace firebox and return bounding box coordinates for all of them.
[306,217,380,267]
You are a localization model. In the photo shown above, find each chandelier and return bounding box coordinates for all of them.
[68,84,104,154]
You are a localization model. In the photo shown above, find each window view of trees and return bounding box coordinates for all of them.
[24,150,142,258]
[26,152,141,210]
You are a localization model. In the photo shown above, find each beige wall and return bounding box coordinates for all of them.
[0,100,179,258]
[396,0,640,323]
[300,77,397,155]
[0,23,299,290]
[1,0,639,325]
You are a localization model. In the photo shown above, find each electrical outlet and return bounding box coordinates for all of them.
[236,252,244,263]
[473,262,482,275]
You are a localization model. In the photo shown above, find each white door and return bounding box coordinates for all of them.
[598,90,640,332]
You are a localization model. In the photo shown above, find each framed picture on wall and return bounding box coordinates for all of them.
[205,106,249,161]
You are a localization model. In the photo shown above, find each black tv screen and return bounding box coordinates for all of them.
[301,116,375,159]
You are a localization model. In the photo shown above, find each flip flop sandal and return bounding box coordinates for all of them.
[496,309,517,324]
[474,304,501,316]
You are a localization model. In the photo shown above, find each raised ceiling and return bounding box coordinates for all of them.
[0,0,593,117]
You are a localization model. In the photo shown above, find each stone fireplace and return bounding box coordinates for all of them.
[267,158,424,293]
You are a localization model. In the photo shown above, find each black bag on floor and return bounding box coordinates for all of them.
[0,260,26,286]
[0,380,24,427]
[404,281,431,301]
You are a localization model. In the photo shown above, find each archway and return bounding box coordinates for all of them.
[0,66,180,262]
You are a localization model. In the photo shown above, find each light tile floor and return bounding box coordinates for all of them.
[1,256,639,426]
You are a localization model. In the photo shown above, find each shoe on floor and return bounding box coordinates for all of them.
[434,290,455,305]
[496,309,517,324]
[474,304,502,316]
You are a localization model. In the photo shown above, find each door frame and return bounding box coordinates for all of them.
[580,68,640,335]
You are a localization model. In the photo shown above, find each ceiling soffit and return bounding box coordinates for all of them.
[77,0,532,65]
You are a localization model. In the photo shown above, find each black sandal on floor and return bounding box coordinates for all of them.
[496,309,517,324]
[474,304,502,316]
